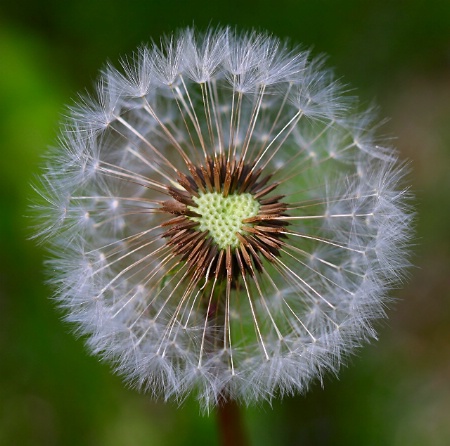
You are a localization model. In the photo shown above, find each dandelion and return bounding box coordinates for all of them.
[33,28,412,412]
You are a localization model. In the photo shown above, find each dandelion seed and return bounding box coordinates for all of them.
[33,27,412,410]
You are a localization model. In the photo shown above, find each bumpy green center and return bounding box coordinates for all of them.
[189,192,260,249]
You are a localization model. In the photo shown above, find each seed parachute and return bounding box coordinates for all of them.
[33,27,412,410]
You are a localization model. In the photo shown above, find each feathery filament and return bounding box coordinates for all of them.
[33,27,412,410]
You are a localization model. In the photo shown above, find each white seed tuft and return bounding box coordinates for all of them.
[33,27,413,411]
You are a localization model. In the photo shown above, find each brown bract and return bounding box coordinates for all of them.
[160,154,289,284]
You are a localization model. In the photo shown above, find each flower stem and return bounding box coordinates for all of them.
[216,399,249,446]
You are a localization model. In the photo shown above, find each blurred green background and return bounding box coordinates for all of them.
[1,1,450,445]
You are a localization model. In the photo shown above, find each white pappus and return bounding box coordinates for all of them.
[33,27,413,411]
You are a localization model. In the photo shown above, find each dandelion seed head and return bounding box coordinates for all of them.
[33,27,413,411]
